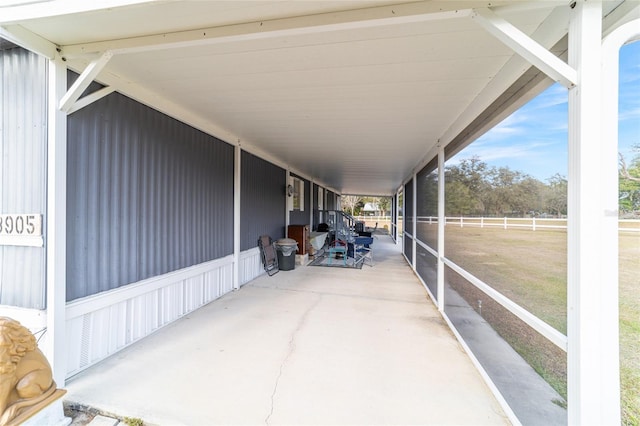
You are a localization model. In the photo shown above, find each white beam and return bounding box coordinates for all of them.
[471,7,577,88]
[0,24,57,58]
[567,1,620,424]
[602,0,640,38]
[59,50,113,113]
[65,86,116,114]
[491,1,566,14]
[60,2,473,58]
[444,257,568,351]
[438,4,569,153]
[45,53,67,386]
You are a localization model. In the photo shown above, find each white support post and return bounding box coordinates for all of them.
[391,193,395,242]
[285,170,291,237]
[233,145,241,290]
[45,53,67,386]
[396,190,400,244]
[412,173,417,269]
[401,187,405,249]
[436,145,445,311]
[567,1,620,424]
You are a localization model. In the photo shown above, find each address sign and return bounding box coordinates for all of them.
[0,214,43,247]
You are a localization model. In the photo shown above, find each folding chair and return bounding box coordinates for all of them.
[258,235,279,276]
[354,236,374,267]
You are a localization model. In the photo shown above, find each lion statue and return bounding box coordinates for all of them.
[0,317,55,426]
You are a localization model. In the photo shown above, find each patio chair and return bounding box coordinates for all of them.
[258,235,279,276]
[353,236,374,267]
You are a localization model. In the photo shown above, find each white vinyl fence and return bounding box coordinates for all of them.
[415,216,640,232]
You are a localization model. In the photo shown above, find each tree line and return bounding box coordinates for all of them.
[341,147,640,219]
[417,150,640,218]
[619,144,640,215]
[421,157,567,217]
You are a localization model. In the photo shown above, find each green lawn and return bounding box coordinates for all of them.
[422,224,639,424]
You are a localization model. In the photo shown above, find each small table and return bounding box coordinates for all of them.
[328,243,347,265]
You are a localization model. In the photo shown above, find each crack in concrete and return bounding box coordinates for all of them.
[264,294,323,425]
[251,283,425,305]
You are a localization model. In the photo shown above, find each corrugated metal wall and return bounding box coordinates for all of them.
[0,45,47,309]
[240,151,286,250]
[289,173,310,225]
[67,90,234,301]
[312,183,320,229]
[326,190,336,210]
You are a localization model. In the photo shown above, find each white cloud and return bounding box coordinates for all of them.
[456,140,559,163]
[619,106,640,122]
[528,84,568,110]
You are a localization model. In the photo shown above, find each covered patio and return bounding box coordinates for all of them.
[1,1,638,424]
[64,236,508,425]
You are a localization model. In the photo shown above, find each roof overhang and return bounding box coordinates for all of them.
[1,0,636,195]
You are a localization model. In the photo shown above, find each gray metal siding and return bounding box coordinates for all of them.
[0,46,47,309]
[241,152,285,250]
[326,191,336,210]
[67,91,234,301]
[289,174,310,225]
[312,183,321,230]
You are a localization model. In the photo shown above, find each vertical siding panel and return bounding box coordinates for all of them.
[240,152,286,250]
[67,87,233,301]
[325,190,339,210]
[0,46,47,308]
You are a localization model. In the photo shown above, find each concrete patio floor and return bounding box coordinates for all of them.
[64,235,510,425]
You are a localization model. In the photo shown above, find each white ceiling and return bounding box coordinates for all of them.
[2,0,623,195]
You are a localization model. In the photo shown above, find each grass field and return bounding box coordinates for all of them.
[415,224,639,424]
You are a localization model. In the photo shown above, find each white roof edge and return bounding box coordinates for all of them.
[0,0,157,24]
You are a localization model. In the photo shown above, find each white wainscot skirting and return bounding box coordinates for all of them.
[65,255,235,378]
[239,247,264,286]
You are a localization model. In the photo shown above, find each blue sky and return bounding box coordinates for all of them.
[451,41,640,182]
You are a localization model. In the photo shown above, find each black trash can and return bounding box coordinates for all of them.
[275,238,298,271]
